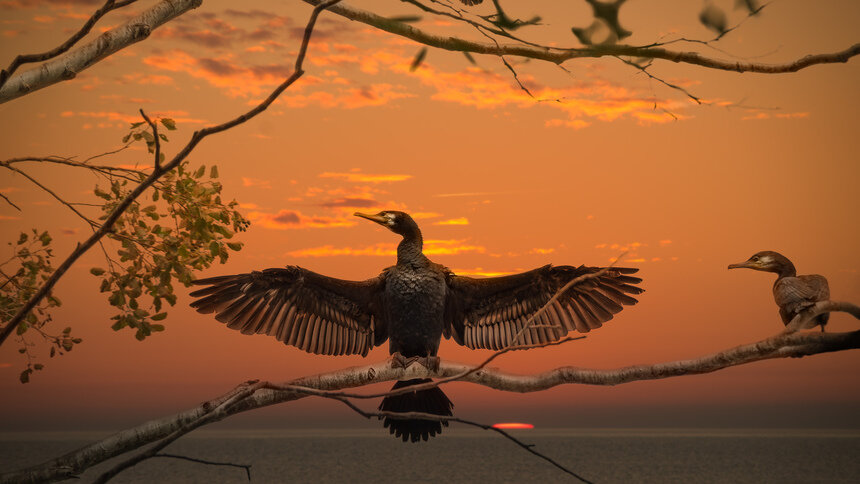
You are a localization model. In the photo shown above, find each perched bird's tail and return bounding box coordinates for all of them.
[379,379,453,442]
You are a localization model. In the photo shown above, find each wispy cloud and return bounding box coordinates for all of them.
[434,217,469,226]
[319,171,412,183]
[248,209,354,230]
[242,177,272,189]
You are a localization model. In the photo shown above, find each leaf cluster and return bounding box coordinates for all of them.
[90,121,249,342]
[0,230,82,383]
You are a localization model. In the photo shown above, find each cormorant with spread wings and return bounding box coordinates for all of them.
[190,211,643,442]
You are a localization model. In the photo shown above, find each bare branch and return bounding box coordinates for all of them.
[2,164,99,227]
[0,0,140,91]
[0,0,202,104]
[0,0,344,348]
[153,454,251,480]
[300,0,859,73]
[0,192,20,211]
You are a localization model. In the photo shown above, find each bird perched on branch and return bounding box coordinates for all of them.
[728,251,830,331]
[190,211,643,442]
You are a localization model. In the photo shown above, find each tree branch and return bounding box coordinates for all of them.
[301,0,858,73]
[3,301,856,484]
[0,0,202,104]
[0,0,140,91]
[0,0,344,348]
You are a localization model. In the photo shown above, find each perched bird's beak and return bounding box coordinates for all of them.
[728,260,759,270]
[354,212,387,226]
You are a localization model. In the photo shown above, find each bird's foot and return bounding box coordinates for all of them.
[391,352,419,369]
[417,355,441,372]
[390,353,441,372]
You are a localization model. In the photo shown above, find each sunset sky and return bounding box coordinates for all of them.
[0,0,858,433]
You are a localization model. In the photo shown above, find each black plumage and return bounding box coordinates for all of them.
[191,210,644,442]
[728,250,830,330]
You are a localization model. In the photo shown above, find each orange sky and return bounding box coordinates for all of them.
[0,0,858,431]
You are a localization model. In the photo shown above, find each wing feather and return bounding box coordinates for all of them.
[190,266,386,356]
[446,265,642,349]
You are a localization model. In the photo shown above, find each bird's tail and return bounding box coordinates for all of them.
[379,378,453,443]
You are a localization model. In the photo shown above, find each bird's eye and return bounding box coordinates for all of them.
[751,256,759,261]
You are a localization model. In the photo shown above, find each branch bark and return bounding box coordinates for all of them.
[0,0,202,104]
[2,301,856,484]
[302,0,859,73]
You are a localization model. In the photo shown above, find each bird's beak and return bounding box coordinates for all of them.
[728,260,758,270]
[354,212,387,226]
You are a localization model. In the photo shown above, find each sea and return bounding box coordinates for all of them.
[2,428,859,483]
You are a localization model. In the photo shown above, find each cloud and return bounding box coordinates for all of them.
[434,217,469,226]
[288,239,487,257]
[60,110,206,126]
[529,247,555,255]
[242,177,271,189]
[319,172,412,183]
[659,239,672,246]
[248,209,355,230]
[318,197,379,208]
[742,111,809,121]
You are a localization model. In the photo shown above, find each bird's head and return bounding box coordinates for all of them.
[728,250,792,273]
[354,210,418,237]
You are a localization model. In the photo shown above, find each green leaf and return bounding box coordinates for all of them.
[226,242,243,251]
[160,118,176,130]
[33,364,43,370]
[141,130,155,142]
[19,369,31,384]
[150,324,165,332]
[151,312,168,321]
[210,165,219,179]
[90,267,106,276]
[39,231,52,246]
[130,121,145,129]
[194,165,206,179]
[16,321,27,335]
[17,233,28,245]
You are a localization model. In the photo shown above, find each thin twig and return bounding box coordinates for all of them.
[0,192,20,211]
[3,165,99,228]
[154,454,251,481]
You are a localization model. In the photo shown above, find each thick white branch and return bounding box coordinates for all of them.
[2,301,857,484]
[0,0,202,104]
[302,0,859,73]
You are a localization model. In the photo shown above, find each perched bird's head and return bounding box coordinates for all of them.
[728,250,792,273]
[354,211,418,237]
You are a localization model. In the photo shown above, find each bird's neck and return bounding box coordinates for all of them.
[396,229,424,265]
[775,262,797,279]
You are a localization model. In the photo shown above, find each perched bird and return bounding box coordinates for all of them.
[728,251,830,331]
[190,211,643,442]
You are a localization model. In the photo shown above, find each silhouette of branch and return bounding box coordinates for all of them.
[0,0,345,349]
[0,192,20,211]
[4,300,856,483]
[0,0,201,104]
[0,0,139,91]
[153,454,251,481]
[300,0,859,73]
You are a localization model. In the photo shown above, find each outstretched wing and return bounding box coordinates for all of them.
[445,265,643,350]
[190,266,387,356]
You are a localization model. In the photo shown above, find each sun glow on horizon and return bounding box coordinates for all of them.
[491,423,534,429]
